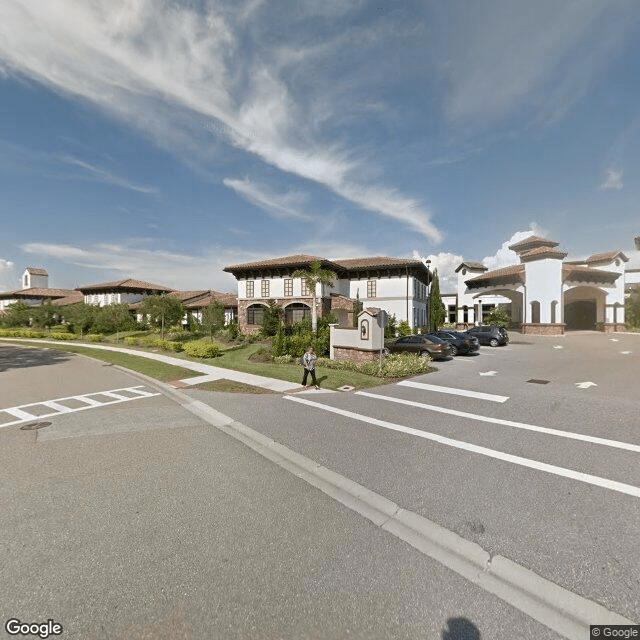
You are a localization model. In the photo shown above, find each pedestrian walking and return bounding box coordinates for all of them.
[301,346,319,389]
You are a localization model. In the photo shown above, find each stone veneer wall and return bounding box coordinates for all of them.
[521,323,565,335]
[332,346,380,363]
[599,323,627,333]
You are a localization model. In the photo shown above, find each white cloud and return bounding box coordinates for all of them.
[0,258,17,291]
[482,224,546,271]
[223,177,311,220]
[413,250,463,293]
[600,166,623,191]
[0,0,442,241]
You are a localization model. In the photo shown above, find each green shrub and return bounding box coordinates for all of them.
[50,332,75,340]
[227,321,239,339]
[184,341,220,358]
[0,328,46,338]
[88,334,103,342]
[316,352,432,378]
[397,320,412,337]
[124,336,139,346]
[167,341,184,352]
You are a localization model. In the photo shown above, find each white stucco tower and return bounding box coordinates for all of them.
[22,267,49,290]
[508,237,567,328]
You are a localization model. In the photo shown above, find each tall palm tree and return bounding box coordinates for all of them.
[292,260,336,332]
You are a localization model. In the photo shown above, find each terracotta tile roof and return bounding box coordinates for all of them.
[168,290,210,303]
[519,246,568,261]
[184,291,237,308]
[562,265,620,283]
[25,267,48,276]
[585,250,628,264]
[51,292,84,306]
[508,235,559,252]
[0,287,76,299]
[333,257,424,270]
[224,255,336,272]
[455,261,487,273]
[465,264,525,288]
[77,278,174,293]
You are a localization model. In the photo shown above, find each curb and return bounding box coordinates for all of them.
[117,366,636,639]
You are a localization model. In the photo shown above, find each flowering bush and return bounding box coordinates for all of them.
[273,354,295,364]
[316,352,432,378]
[184,341,220,358]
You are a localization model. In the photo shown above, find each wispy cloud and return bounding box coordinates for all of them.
[0,0,442,241]
[21,241,239,292]
[58,155,158,194]
[223,177,311,220]
[439,0,633,125]
[600,166,624,191]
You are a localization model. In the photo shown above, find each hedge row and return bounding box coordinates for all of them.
[183,341,220,358]
[315,353,433,378]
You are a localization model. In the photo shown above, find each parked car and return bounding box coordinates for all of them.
[427,330,479,356]
[383,334,453,360]
[466,325,509,347]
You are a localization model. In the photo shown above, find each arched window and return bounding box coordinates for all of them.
[284,303,311,325]
[530,300,540,323]
[550,300,558,324]
[246,304,265,325]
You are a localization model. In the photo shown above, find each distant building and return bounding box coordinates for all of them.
[76,278,174,307]
[0,267,77,311]
[451,236,629,334]
[22,267,49,290]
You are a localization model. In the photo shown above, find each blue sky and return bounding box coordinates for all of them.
[1,0,640,294]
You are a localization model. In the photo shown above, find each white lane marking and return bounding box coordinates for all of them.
[397,380,508,403]
[4,407,38,420]
[575,381,597,389]
[98,391,129,400]
[553,345,564,349]
[356,391,640,453]
[41,401,73,413]
[610,338,619,342]
[621,351,632,355]
[284,396,640,498]
[0,386,161,429]
[479,371,498,376]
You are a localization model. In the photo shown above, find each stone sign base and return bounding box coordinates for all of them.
[333,346,381,363]
[521,323,565,335]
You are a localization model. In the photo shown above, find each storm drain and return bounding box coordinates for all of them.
[20,421,52,430]
[526,379,550,385]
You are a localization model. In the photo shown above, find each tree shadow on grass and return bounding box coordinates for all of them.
[0,345,71,372]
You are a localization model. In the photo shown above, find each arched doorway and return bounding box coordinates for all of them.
[564,286,605,331]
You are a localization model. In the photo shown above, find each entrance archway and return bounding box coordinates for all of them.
[563,286,605,331]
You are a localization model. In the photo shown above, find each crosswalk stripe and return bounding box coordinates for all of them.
[284,396,640,498]
[0,386,161,429]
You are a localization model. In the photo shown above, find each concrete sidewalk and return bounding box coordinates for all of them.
[0,338,301,392]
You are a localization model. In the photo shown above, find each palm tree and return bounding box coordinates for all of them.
[292,260,336,332]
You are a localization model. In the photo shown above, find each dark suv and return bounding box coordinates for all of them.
[466,325,509,347]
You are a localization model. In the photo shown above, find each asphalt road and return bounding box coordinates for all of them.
[1,335,638,639]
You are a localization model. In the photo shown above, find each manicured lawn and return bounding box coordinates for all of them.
[1,341,201,382]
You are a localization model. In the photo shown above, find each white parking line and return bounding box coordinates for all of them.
[397,380,509,403]
[0,386,161,429]
[357,391,640,453]
[284,396,640,498]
